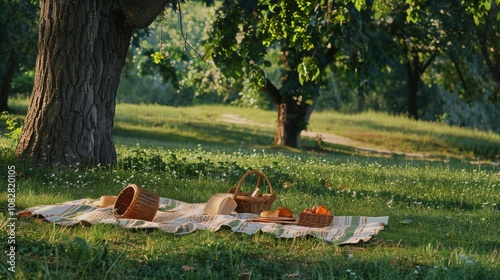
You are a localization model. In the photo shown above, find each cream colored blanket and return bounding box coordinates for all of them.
[18,197,389,245]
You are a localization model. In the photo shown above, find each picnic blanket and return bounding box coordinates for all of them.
[18,197,389,245]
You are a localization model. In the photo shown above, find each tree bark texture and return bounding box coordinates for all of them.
[281,93,315,148]
[0,50,18,112]
[269,84,315,149]
[273,103,286,146]
[15,0,168,166]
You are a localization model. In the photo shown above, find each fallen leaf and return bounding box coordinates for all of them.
[182,265,196,271]
[400,219,414,224]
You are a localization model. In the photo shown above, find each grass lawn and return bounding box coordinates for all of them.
[1,99,499,279]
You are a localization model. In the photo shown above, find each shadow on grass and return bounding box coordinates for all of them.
[353,120,500,158]
[11,223,500,279]
[300,183,483,213]
[114,118,473,168]
[114,121,275,148]
[373,213,500,255]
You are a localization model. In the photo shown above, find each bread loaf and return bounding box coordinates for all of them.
[260,210,278,217]
[276,207,293,217]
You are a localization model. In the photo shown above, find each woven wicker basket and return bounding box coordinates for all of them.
[227,170,277,214]
[298,212,334,227]
[113,184,159,221]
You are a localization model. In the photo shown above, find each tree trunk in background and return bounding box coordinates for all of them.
[15,0,168,166]
[0,50,18,113]
[405,51,435,121]
[272,93,315,148]
[274,101,304,148]
[266,42,324,149]
[265,82,306,148]
[407,72,419,120]
[283,99,302,147]
[274,103,286,146]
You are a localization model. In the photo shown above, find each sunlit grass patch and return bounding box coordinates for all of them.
[309,110,500,159]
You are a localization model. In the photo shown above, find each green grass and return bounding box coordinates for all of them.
[4,98,500,159]
[309,110,500,159]
[1,99,499,279]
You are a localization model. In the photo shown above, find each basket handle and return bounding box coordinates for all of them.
[233,170,274,195]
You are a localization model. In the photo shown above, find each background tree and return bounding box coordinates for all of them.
[0,0,38,112]
[368,1,443,120]
[464,0,500,101]
[376,0,499,121]
[203,0,500,141]
[206,0,373,148]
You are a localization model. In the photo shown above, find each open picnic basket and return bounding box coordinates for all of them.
[227,170,277,214]
[113,184,160,221]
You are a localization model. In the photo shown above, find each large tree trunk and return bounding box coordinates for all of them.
[264,80,305,148]
[274,102,304,148]
[269,90,315,149]
[15,0,168,166]
[0,50,18,113]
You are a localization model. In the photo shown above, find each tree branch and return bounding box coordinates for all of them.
[262,78,282,105]
[449,56,467,90]
[118,0,170,28]
[177,1,207,61]
[421,53,436,74]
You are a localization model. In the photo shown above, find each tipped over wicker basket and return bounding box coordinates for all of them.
[298,212,334,227]
[227,170,277,214]
[113,184,159,221]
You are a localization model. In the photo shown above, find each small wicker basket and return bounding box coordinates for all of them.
[113,184,159,221]
[227,170,277,214]
[298,212,334,227]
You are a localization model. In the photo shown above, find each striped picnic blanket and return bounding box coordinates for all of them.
[18,197,389,245]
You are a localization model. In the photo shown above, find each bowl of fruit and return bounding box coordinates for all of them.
[298,205,333,227]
